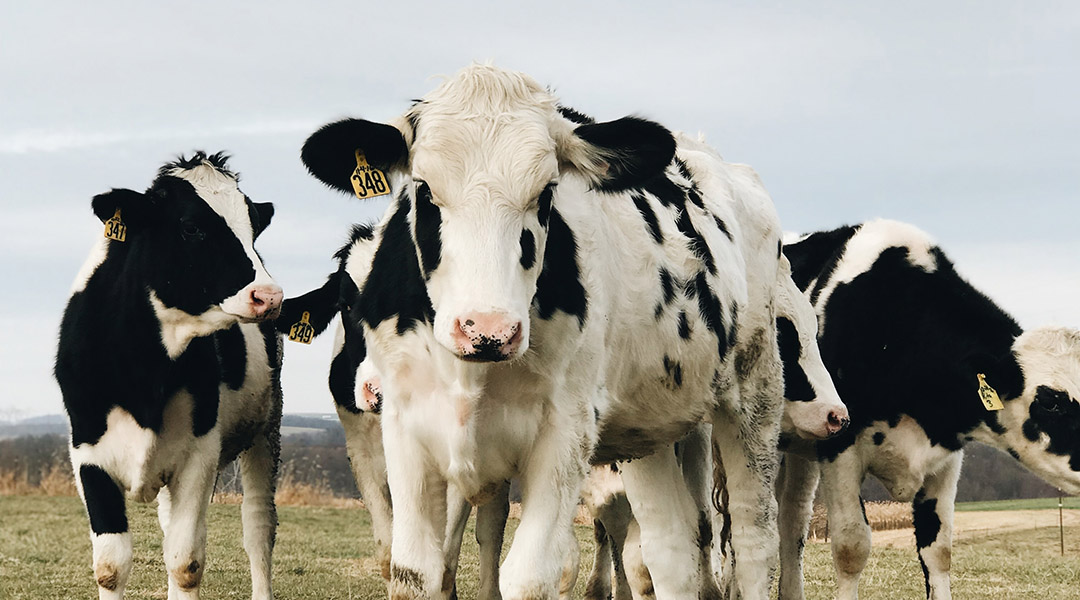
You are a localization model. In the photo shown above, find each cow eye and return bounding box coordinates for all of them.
[181,221,204,241]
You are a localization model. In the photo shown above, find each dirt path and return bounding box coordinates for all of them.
[867,509,1080,548]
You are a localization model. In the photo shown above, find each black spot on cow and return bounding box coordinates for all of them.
[359,194,434,335]
[534,208,587,328]
[537,183,555,227]
[573,117,676,193]
[691,272,731,359]
[519,229,536,270]
[557,105,595,125]
[678,311,691,340]
[676,206,716,275]
[632,193,663,244]
[390,564,425,593]
[912,491,941,549]
[329,277,367,414]
[663,355,683,388]
[80,465,128,535]
[777,317,814,402]
[413,181,442,277]
[674,157,693,181]
[1027,386,1080,471]
[1007,447,1021,460]
[873,432,886,446]
[696,510,712,550]
[659,268,676,306]
[214,324,246,391]
[641,173,686,210]
[791,230,1026,461]
[712,215,734,243]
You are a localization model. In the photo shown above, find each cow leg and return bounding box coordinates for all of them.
[75,461,132,600]
[500,427,587,600]
[559,524,581,600]
[711,400,782,600]
[476,481,510,600]
[914,452,961,600]
[821,450,871,600]
[162,436,221,599]
[622,516,655,600]
[777,453,821,600]
[585,518,614,600]
[239,429,279,600]
[443,489,473,600]
[619,445,702,600]
[338,409,394,583]
[678,423,722,599]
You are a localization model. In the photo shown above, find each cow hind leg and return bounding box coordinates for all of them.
[621,516,655,600]
[77,463,133,600]
[914,452,961,600]
[821,451,872,600]
[240,429,279,600]
[339,409,394,584]
[619,444,703,600]
[443,490,472,600]
[584,518,614,600]
[476,481,510,600]
[777,453,821,600]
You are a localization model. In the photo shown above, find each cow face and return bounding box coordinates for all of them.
[995,327,1080,493]
[91,153,281,340]
[301,65,674,362]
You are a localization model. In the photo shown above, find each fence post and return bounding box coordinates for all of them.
[1060,491,1065,556]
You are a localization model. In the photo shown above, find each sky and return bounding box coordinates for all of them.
[1,1,1077,419]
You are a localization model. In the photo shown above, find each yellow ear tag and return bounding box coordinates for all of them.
[288,311,315,344]
[350,150,391,200]
[977,373,1005,411]
[103,208,127,242]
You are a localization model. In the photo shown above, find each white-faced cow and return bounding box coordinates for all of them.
[55,152,284,600]
[777,218,1080,600]
[297,64,835,600]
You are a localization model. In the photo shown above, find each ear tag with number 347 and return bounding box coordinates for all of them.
[350,150,391,200]
[104,208,127,242]
[288,311,315,344]
[977,373,1005,411]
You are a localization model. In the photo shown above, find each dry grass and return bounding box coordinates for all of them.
[809,501,914,541]
[0,463,76,497]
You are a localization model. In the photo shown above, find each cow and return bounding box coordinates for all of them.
[296,63,838,600]
[776,218,1080,600]
[55,152,284,600]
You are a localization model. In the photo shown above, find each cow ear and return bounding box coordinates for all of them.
[276,270,347,336]
[91,188,152,228]
[251,201,275,238]
[301,118,409,195]
[558,116,676,193]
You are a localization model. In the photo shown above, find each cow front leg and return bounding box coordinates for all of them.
[500,428,587,600]
[559,525,581,600]
[711,402,782,600]
[75,462,132,600]
[339,409,394,583]
[622,516,655,600]
[476,480,510,600]
[162,438,220,599]
[619,444,703,600]
[821,450,871,600]
[443,488,473,600]
[677,423,723,599]
[239,429,279,600]
[777,453,821,600]
[584,518,614,600]
[914,452,961,600]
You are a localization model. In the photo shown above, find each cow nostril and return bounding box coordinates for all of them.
[465,319,475,327]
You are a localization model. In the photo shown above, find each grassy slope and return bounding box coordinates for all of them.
[956,496,1080,512]
[3,496,1080,599]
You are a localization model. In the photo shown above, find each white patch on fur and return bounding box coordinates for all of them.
[814,219,938,315]
[149,291,239,359]
[71,236,109,293]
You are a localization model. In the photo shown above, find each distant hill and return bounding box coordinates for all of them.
[0,414,341,440]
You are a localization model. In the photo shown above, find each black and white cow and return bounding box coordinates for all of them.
[297,64,837,600]
[777,219,1080,600]
[55,152,284,600]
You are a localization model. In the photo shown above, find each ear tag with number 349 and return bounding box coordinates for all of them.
[104,208,127,242]
[288,311,315,344]
[977,373,1005,411]
[350,150,391,200]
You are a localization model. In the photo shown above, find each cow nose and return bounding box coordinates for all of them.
[826,409,849,437]
[249,285,283,319]
[451,312,522,362]
[361,377,383,413]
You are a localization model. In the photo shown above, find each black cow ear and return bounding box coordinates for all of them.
[91,188,151,228]
[558,116,676,193]
[301,118,409,195]
[252,202,275,238]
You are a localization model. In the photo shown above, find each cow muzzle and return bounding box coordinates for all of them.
[246,284,283,321]
[450,312,523,362]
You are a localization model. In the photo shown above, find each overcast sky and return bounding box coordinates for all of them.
[1,1,1077,420]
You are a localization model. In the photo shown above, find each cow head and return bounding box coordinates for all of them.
[775,261,849,439]
[991,327,1080,494]
[92,152,281,354]
[301,64,674,361]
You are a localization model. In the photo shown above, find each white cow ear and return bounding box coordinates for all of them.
[301,118,409,195]
[557,116,676,193]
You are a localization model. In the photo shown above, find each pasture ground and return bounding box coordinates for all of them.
[2,496,1080,599]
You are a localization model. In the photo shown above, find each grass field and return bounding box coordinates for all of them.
[3,496,1080,599]
[956,496,1080,512]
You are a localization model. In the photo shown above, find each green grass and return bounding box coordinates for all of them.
[956,496,1080,512]
[3,496,1080,599]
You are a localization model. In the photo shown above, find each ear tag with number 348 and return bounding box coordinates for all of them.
[350,150,391,200]
[104,208,127,242]
[288,311,315,344]
[977,373,1005,411]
